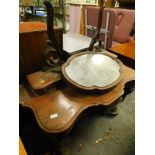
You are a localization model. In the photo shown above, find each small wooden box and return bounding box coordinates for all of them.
[26,71,61,94]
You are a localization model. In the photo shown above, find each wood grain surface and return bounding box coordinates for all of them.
[19,64,134,134]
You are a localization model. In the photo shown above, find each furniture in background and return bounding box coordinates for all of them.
[63,32,118,60]
[19,0,66,30]
[63,2,135,55]
[68,2,98,34]
[83,6,116,49]
[111,8,135,47]
[63,32,94,54]
[83,7,135,48]
[19,22,63,83]
[19,17,135,155]
[64,7,135,56]
[67,0,119,34]
[109,40,135,68]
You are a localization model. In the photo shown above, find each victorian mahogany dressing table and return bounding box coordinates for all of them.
[20,64,134,133]
[19,1,135,154]
[19,64,134,154]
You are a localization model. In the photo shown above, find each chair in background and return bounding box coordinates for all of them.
[64,7,135,54]
[63,6,116,54]
[83,6,116,49]
[112,8,135,47]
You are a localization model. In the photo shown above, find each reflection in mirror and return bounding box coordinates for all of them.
[64,53,121,88]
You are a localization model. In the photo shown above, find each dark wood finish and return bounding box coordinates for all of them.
[19,64,134,134]
[42,1,70,69]
[26,71,61,94]
[43,0,63,58]
[19,22,63,83]
[62,51,123,91]
[109,40,135,68]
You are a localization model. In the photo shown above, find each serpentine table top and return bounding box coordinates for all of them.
[19,64,134,134]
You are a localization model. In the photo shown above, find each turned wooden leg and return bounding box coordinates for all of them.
[105,106,119,116]
[122,80,135,101]
[99,98,121,116]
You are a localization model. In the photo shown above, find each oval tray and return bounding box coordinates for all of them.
[62,51,123,91]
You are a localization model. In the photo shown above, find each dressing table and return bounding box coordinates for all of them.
[19,1,135,154]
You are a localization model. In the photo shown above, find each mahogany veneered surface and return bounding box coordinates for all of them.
[26,71,61,94]
[19,64,134,134]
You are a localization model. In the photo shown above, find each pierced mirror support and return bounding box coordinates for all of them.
[43,0,63,67]
[89,0,105,51]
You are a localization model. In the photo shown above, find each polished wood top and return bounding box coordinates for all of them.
[27,71,61,91]
[20,64,134,134]
[109,41,135,60]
